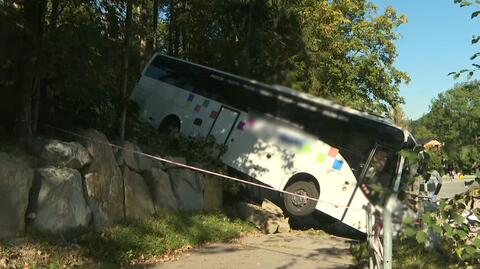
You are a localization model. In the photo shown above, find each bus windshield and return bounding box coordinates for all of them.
[360,148,399,204]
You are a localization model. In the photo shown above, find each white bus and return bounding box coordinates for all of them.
[131,53,416,234]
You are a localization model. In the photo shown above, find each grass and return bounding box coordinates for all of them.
[0,212,256,268]
[350,238,454,269]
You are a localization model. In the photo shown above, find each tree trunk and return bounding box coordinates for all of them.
[14,0,47,138]
[152,0,158,51]
[33,0,61,134]
[146,0,158,55]
[119,0,133,142]
[167,0,175,55]
[139,0,148,59]
[50,0,60,28]
[173,17,179,56]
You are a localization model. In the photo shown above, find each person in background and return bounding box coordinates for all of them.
[425,169,442,202]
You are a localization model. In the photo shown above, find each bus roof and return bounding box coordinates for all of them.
[146,53,415,149]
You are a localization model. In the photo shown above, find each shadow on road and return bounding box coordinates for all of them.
[289,212,366,241]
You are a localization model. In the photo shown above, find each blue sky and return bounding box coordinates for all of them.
[372,0,478,120]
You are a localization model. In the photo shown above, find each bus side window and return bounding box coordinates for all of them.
[144,57,168,80]
[364,150,388,184]
[145,65,167,80]
[360,149,397,204]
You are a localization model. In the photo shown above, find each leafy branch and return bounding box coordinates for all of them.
[399,147,480,268]
[449,0,480,79]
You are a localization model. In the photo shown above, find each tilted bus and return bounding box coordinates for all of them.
[130,53,416,234]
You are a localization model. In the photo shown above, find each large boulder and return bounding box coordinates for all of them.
[148,167,178,213]
[123,166,155,219]
[261,199,283,216]
[167,168,204,211]
[0,153,34,238]
[234,199,290,234]
[30,167,91,232]
[115,141,152,174]
[31,138,92,169]
[80,130,124,228]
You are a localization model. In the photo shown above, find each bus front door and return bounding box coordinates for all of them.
[208,106,239,146]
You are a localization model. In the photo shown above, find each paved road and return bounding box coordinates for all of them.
[437,179,473,199]
[150,232,355,269]
[437,179,469,199]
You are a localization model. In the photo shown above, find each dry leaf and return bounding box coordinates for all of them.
[0,258,9,267]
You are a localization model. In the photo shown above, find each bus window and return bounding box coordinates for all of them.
[144,57,190,89]
[144,57,169,80]
[360,148,397,204]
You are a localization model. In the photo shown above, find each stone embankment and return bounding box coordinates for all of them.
[0,130,223,238]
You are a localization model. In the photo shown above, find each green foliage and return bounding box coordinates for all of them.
[412,81,480,173]
[450,0,480,79]
[2,212,255,268]
[123,102,160,146]
[41,1,145,137]
[350,239,453,269]
[350,241,370,268]
[66,213,254,266]
[388,105,410,129]
[294,2,410,113]
[396,145,480,268]
[456,145,480,171]
[426,149,445,172]
[0,5,21,127]
[157,134,227,170]
[392,238,453,269]
[399,165,480,268]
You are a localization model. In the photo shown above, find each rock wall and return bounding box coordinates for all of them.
[80,130,124,228]
[123,166,155,219]
[0,130,224,239]
[28,138,92,169]
[148,167,178,213]
[31,167,91,232]
[204,176,223,211]
[168,168,205,211]
[0,153,34,238]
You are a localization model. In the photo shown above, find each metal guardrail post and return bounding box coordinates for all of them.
[383,195,398,269]
[365,203,379,269]
[365,204,373,269]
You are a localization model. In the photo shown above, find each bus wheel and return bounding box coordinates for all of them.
[284,181,319,217]
[159,115,180,135]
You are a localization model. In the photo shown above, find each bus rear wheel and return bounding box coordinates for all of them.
[159,116,180,135]
[283,181,319,217]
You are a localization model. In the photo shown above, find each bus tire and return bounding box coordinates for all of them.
[159,115,180,135]
[283,181,319,217]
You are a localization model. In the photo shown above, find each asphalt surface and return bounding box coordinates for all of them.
[437,178,473,199]
[150,232,355,269]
